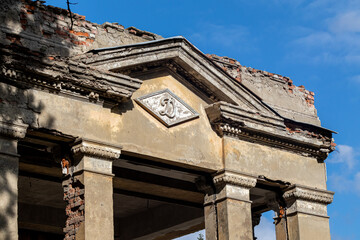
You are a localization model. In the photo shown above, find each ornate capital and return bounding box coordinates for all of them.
[213,171,257,189]
[283,185,334,204]
[0,121,28,139]
[72,139,121,161]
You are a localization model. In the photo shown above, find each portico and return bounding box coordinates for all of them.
[0,2,335,239]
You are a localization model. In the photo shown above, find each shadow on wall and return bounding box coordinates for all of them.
[0,139,18,240]
[0,1,75,238]
[0,79,50,240]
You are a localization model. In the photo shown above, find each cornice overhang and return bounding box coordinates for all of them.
[77,37,279,118]
[0,45,142,105]
[205,102,334,161]
[283,184,334,205]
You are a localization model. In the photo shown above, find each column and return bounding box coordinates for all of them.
[275,185,334,240]
[63,139,121,240]
[203,170,257,240]
[0,121,27,240]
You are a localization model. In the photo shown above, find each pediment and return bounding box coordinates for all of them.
[74,37,280,120]
[72,37,335,160]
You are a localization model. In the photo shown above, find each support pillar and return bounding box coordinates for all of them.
[203,170,257,240]
[0,121,27,240]
[275,185,334,240]
[63,139,121,240]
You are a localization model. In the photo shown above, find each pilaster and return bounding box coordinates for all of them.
[63,139,121,240]
[0,121,27,240]
[203,170,257,240]
[275,185,334,240]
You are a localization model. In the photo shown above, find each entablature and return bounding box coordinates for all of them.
[0,44,142,106]
[206,101,335,161]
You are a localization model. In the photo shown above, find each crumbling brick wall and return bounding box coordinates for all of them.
[0,0,162,57]
[207,54,320,125]
[0,0,320,126]
[63,176,85,240]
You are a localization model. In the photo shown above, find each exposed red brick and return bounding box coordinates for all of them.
[63,177,85,240]
[71,40,88,45]
[73,31,89,37]
[25,4,35,11]
[55,29,68,37]
[6,34,22,45]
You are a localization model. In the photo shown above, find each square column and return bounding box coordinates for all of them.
[275,185,334,240]
[203,171,257,240]
[63,139,121,240]
[0,121,27,240]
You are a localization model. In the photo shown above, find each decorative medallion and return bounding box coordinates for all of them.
[135,89,199,127]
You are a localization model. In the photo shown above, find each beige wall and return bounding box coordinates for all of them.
[28,70,327,188]
[223,136,327,189]
[33,70,223,171]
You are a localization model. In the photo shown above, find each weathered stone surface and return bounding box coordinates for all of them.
[0,1,335,240]
[207,54,321,126]
[0,122,27,240]
[0,0,162,57]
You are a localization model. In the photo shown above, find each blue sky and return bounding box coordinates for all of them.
[46,0,360,239]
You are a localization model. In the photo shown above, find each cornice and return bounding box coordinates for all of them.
[0,121,28,139]
[0,46,142,105]
[283,185,334,204]
[206,102,334,161]
[72,140,121,161]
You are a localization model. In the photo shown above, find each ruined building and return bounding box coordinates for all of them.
[0,1,336,239]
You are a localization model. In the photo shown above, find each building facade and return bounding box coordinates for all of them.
[0,1,335,239]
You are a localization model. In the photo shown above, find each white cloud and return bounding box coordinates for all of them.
[329,11,360,33]
[349,75,360,84]
[328,144,358,169]
[355,172,360,193]
[328,144,360,195]
[328,173,354,193]
[287,1,360,65]
[329,171,360,195]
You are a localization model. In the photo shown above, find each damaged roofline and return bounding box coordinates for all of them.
[88,36,282,116]
[284,118,337,135]
[88,36,336,135]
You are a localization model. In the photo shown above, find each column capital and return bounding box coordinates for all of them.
[213,170,257,189]
[210,170,257,203]
[71,139,122,176]
[282,185,334,218]
[72,139,122,161]
[0,121,28,139]
[283,185,334,204]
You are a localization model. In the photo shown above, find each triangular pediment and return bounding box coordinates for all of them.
[73,37,281,121]
[71,37,335,159]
